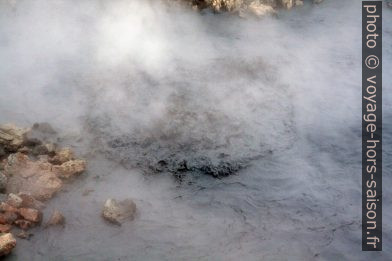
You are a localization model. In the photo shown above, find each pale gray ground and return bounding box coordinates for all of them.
[0,0,391,260]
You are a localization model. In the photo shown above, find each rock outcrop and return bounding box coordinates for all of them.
[1,124,87,200]
[179,0,312,16]
[0,123,87,257]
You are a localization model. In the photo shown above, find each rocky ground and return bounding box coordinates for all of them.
[0,123,88,257]
[0,1,322,257]
[0,123,138,257]
[170,0,324,16]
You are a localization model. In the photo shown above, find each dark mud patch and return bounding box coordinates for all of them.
[84,58,296,178]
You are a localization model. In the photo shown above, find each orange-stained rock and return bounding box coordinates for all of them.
[0,202,18,214]
[0,224,11,233]
[0,215,6,225]
[4,153,36,178]
[0,233,16,257]
[53,160,86,179]
[4,153,63,201]
[18,208,42,223]
[0,212,18,225]
[29,173,63,201]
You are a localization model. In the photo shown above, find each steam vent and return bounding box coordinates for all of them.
[1,0,390,260]
[86,58,295,178]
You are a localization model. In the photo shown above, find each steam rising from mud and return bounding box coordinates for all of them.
[85,55,295,177]
[1,0,392,260]
[1,0,296,177]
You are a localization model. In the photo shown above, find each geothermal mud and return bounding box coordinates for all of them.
[0,0,392,260]
[85,57,295,177]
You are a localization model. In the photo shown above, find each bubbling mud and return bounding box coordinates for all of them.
[85,57,295,177]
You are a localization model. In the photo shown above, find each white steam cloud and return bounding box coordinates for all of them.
[0,0,392,260]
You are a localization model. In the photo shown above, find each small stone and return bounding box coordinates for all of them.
[0,233,16,257]
[102,198,137,225]
[45,210,65,227]
[14,219,34,230]
[18,208,42,223]
[0,224,11,233]
[248,1,276,16]
[6,193,23,208]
